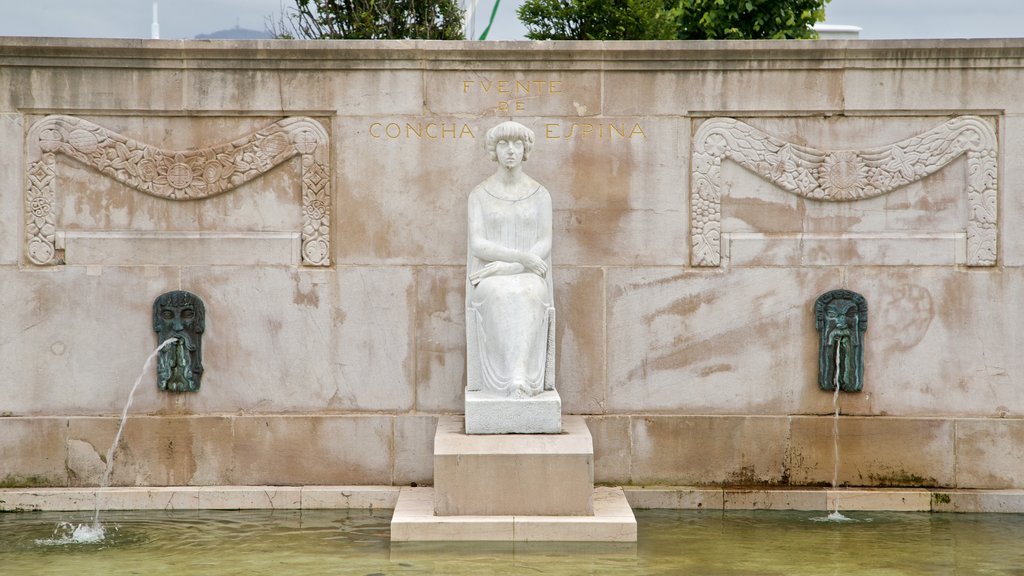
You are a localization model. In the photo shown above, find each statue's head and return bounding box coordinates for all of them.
[153,290,205,392]
[814,289,867,392]
[153,290,205,336]
[485,121,535,162]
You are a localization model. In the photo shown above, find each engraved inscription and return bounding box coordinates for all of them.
[369,122,475,139]
[463,78,562,113]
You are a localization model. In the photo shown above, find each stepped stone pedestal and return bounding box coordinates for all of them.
[390,415,637,542]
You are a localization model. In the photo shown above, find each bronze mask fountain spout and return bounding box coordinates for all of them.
[815,289,867,393]
[153,290,205,392]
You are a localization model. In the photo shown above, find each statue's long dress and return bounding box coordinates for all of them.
[466,185,555,397]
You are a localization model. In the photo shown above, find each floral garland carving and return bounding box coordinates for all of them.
[26,115,331,266]
[691,116,998,267]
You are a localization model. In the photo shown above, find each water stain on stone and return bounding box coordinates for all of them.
[294,279,320,308]
[699,363,733,377]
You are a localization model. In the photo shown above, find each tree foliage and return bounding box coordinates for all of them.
[517,0,676,41]
[518,0,829,41]
[270,0,465,40]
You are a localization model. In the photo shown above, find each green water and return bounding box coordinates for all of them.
[2,508,1023,575]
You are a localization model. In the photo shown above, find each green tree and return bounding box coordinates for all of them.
[517,0,676,40]
[518,0,829,41]
[270,0,465,40]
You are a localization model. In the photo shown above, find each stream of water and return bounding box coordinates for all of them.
[37,339,178,545]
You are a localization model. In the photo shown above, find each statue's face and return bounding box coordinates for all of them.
[496,138,524,168]
[825,299,859,342]
[158,301,197,334]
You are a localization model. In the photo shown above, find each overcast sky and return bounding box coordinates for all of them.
[0,0,1019,41]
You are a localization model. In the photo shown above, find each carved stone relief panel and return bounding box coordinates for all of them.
[25,115,330,266]
[690,116,997,267]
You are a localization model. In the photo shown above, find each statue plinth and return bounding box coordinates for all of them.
[389,415,637,542]
[464,388,562,434]
[434,415,590,516]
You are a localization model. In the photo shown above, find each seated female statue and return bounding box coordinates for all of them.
[466,121,555,399]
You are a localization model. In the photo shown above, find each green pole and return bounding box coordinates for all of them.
[478,0,501,39]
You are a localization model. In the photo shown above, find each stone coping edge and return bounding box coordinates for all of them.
[0,486,401,512]
[623,487,1024,513]
[4,486,1024,513]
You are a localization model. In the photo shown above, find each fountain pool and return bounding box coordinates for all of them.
[3,508,1023,574]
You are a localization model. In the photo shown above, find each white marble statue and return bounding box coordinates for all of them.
[466,121,555,399]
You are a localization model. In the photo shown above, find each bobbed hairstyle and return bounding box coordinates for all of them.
[484,121,535,162]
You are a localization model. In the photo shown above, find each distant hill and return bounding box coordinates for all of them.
[195,26,273,40]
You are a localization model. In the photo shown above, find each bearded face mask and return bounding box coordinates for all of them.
[153,291,205,392]
[815,290,867,393]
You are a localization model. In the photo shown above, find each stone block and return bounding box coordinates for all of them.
[1000,114,1024,267]
[629,416,790,485]
[11,67,184,111]
[0,113,22,265]
[556,267,607,414]
[513,488,636,542]
[465,390,562,435]
[391,486,636,542]
[63,232,300,266]
[179,266,416,413]
[586,416,631,485]
[825,268,1024,418]
[0,265,181,416]
[727,233,962,267]
[424,71,603,118]
[724,489,826,511]
[231,415,394,485]
[826,489,931,512]
[390,487,515,541]
[67,416,234,487]
[842,65,1024,114]
[95,487,201,511]
[623,487,724,510]
[606,267,839,414]
[300,486,401,510]
[955,419,1024,489]
[788,416,955,487]
[333,115,483,266]
[177,267,337,414]
[413,266,466,413]
[0,417,68,487]
[929,490,1024,513]
[393,415,438,486]
[0,488,92,511]
[197,486,302,510]
[603,68,843,116]
[433,416,593,516]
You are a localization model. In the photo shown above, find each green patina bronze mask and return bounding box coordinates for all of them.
[153,290,205,392]
[814,289,867,393]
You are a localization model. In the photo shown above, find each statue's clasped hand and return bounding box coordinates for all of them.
[469,261,523,286]
[469,254,546,287]
[519,253,548,276]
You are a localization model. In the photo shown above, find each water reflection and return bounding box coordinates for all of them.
[2,509,1024,575]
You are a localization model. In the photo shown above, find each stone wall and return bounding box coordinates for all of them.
[2,38,1024,489]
